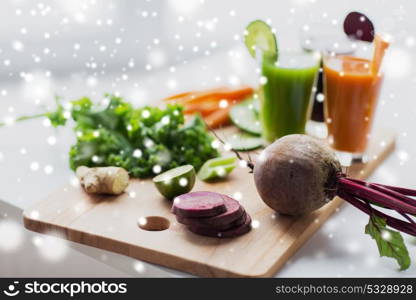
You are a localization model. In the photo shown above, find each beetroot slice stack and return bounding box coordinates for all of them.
[172,191,252,238]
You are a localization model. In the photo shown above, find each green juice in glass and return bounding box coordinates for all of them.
[260,52,319,142]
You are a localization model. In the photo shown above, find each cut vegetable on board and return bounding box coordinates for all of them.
[76,166,130,195]
[227,132,264,152]
[153,165,196,200]
[171,191,227,218]
[172,191,252,238]
[197,156,237,181]
[175,195,245,230]
[229,98,262,136]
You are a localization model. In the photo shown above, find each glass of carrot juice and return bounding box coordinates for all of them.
[323,54,383,160]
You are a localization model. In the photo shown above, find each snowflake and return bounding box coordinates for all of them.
[251,219,260,229]
[133,261,146,273]
[47,136,57,145]
[0,220,24,252]
[44,165,54,174]
[133,149,142,158]
[152,165,162,174]
[30,161,40,171]
[179,178,188,187]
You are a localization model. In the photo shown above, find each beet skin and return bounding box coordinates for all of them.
[254,134,342,216]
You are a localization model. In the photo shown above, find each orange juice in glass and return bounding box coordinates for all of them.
[323,54,383,157]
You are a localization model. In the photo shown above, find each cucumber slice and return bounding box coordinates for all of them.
[229,98,262,136]
[197,156,237,181]
[153,165,196,200]
[228,133,264,151]
[245,20,278,61]
[252,98,260,114]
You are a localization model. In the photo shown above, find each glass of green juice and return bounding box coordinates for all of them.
[259,52,320,142]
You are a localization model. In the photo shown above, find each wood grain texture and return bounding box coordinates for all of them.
[23,129,396,277]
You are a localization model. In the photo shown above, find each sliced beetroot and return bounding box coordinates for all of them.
[344,11,375,42]
[176,195,245,229]
[188,213,252,238]
[171,191,226,218]
[177,210,247,231]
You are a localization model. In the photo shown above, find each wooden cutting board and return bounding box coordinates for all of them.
[23,129,395,277]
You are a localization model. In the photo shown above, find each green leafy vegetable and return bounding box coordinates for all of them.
[365,214,411,270]
[46,96,68,127]
[69,95,219,177]
[3,94,219,178]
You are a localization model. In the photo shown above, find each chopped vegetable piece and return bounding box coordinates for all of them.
[245,20,278,61]
[228,133,264,151]
[204,107,231,128]
[76,166,129,195]
[371,34,390,75]
[177,211,246,231]
[176,195,245,229]
[343,11,375,42]
[183,97,221,116]
[197,156,237,181]
[229,98,262,136]
[172,191,226,218]
[172,192,252,238]
[187,213,252,238]
[153,165,196,200]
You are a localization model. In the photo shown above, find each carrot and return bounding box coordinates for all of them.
[163,91,193,101]
[184,98,245,116]
[163,87,225,103]
[204,107,231,128]
[163,86,254,128]
[163,86,254,105]
[184,99,220,116]
[371,34,390,75]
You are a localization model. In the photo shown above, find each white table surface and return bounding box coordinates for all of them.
[1,46,415,277]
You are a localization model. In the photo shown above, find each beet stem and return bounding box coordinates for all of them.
[338,191,416,236]
[346,178,416,206]
[347,178,416,197]
[400,212,416,225]
[372,184,416,207]
[338,178,416,215]
[379,185,416,197]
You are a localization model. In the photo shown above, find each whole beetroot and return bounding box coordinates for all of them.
[210,127,416,270]
[253,134,342,216]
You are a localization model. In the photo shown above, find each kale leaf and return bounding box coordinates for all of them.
[61,94,218,177]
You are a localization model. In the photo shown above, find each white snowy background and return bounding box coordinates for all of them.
[0,0,415,277]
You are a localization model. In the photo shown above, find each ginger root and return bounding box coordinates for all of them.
[76,166,130,195]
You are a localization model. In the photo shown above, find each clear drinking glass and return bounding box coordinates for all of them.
[323,54,383,162]
[259,52,320,143]
[300,28,356,139]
